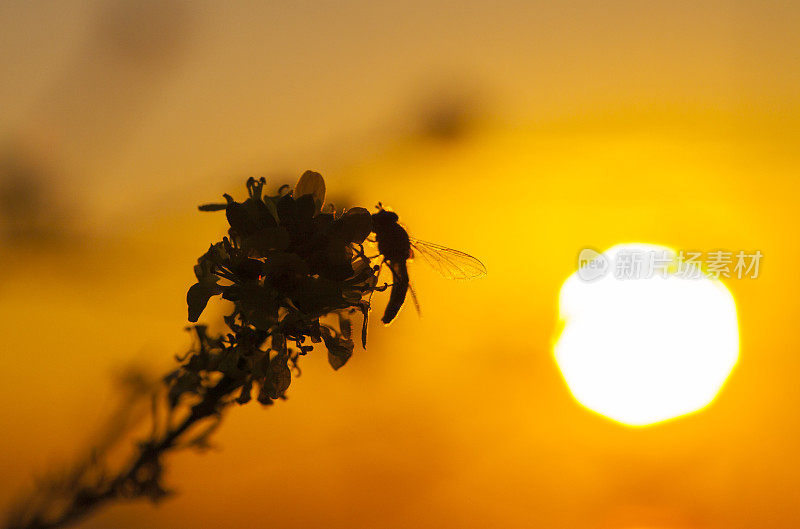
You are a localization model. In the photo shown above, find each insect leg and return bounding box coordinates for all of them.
[408,281,421,317]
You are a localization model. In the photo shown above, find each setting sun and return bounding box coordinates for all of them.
[554,243,740,427]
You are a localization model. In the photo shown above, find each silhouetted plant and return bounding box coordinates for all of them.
[3,171,397,529]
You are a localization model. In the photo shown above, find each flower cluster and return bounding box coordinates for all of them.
[173,171,382,409]
[3,172,405,529]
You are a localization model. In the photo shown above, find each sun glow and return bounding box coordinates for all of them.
[554,243,739,427]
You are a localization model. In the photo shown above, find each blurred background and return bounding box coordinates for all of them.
[1,1,799,528]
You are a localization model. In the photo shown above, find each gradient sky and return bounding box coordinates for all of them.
[1,2,799,528]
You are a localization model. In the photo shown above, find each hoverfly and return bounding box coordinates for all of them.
[370,204,486,324]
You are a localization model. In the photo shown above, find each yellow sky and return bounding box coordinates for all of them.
[1,2,799,528]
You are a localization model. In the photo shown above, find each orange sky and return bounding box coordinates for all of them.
[1,2,799,528]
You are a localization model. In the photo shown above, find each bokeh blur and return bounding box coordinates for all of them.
[1,1,799,528]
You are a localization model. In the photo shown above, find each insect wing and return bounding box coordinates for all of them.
[409,238,487,280]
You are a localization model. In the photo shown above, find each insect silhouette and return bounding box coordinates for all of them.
[370,204,486,324]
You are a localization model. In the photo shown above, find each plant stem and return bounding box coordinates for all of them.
[7,376,240,529]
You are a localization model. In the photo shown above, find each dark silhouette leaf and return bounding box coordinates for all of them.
[334,207,372,243]
[198,203,227,211]
[187,281,223,322]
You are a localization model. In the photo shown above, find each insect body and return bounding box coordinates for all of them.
[371,208,412,324]
[371,205,486,324]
